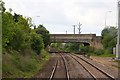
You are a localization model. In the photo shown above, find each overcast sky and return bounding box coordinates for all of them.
[3,0,118,36]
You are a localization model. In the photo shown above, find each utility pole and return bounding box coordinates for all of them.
[78,22,82,34]
[73,25,76,34]
[116,1,120,60]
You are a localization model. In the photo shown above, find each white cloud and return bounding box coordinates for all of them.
[3,0,118,36]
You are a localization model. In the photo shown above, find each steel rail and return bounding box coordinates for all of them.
[49,59,58,80]
[59,53,70,80]
[70,53,115,80]
[67,53,96,80]
[49,53,69,80]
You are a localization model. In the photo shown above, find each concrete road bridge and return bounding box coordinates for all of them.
[50,34,103,49]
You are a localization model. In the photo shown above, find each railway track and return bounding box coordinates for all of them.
[66,53,115,80]
[49,53,69,80]
[49,59,58,80]
[60,53,70,80]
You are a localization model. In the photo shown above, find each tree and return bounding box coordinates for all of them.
[2,11,16,48]
[68,43,80,52]
[101,27,117,54]
[2,11,31,51]
[64,43,80,52]
[35,25,50,48]
[13,13,21,22]
[9,8,12,13]
[2,2,49,55]
[0,1,6,13]
[51,43,64,50]
[30,32,44,55]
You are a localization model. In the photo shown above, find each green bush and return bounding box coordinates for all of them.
[17,58,37,72]
[35,25,50,48]
[80,45,94,53]
[101,27,117,54]
[2,1,50,78]
[2,11,30,51]
[2,49,49,78]
[40,49,50,60]
[30,32,44,55]
[94,49,104,55]
[8,27,24,50]
[104,47,113,54]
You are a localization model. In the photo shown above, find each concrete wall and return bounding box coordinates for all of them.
[90,36,103,49]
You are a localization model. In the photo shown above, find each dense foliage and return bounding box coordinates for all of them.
[35,25,50,48]
[101,27,117,54]
[51,42,94,54]
[1,1,50,78]
[30,32,44,54]
[64,43,80,52]
[2,2,50,54]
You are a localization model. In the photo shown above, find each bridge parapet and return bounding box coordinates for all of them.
[50,34,95,41]
[50,34,96,38]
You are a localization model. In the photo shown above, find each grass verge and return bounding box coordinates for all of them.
[2,49,50,78]
[88,53,116,57]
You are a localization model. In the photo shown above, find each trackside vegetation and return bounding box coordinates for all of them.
[1,1,50,78]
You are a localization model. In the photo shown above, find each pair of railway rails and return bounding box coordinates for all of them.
[49,53,115,80]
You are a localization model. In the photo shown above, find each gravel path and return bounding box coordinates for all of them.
[34,53,57,78]
[90,56,119,69]
[75,54,119,79]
